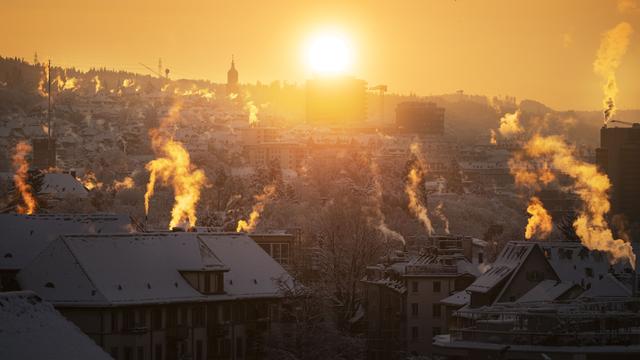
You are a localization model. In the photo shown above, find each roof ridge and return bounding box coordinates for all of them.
[60,237,109,304]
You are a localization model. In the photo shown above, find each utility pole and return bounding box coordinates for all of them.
[47,60,52,140]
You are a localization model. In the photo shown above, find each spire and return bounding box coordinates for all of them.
[231,54,235,69]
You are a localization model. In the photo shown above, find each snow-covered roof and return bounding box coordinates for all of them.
[40,173,89,198]
[0,291,112,360]
[467,241,631,300]
[536,242,631,298]
[467,242,533,293]
[440,290,470,306]
[18,232,292,306]
[517,280,576,303]
[0,213,132,270]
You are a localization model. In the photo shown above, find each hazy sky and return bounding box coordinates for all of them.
[2,0,639,110]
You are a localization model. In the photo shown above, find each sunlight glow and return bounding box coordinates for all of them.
[305,30,353,75]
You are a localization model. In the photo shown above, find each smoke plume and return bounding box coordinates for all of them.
[12,141,37,214]
[92,76,103,94]
[236,184,276,232]
[498,110,524,138]
[593,22,633,124]
[144,103,207,229]
[434,201,450,235]
[405,143,434,235]
[113,176,135,191]
[520,135,636,267]
[490,129,497,145]
[524,196,553,240]
[81,171,103,190]
[368,161,405,243]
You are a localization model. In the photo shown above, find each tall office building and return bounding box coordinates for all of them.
[596,123,640,280]
[595,123,640,227]
[395,101,445,135]
[305,76,367,127]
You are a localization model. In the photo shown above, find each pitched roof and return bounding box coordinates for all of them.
[537,242,631,298]
[0,213,132,270]
[517,280,576,303]
[40,173,89,198]
[18,232,292,306]
[466,241,631,301]
[0,291,112,360]
[467,242,534,293]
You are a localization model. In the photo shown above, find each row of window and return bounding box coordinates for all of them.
[411,280,441,293]
[109,338,239,360]
[258,243,291,265]
[410,303,442,318]
[108,302,270,333]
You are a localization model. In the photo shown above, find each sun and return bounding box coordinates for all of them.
[305,30,353,75]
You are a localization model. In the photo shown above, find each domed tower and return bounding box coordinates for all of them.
[226,55,239,95]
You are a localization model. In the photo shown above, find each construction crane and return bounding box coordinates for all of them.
[369,84,388,123]
[140,61,169,79]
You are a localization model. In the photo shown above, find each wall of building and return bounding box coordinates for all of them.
[60,300,273,360]
[405,276,455,355]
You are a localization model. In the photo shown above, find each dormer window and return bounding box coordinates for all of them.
[180,271,226,294]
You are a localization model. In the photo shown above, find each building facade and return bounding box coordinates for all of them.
[306,76,367,127]
[17,232,294,360]
[596,124,640,234]
[395,102,445,136]
[362,235,485,359]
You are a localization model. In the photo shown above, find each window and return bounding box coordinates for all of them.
[433,327,441,336]
[411,326,419,340]
[123,309,135,330]
[180,307,188,326]
[411,303,419,317]
[432,304,441,318]
[152,308,162,330]
[154,344,163,360]
[193,305,205,327]
[137,309,147,327]
[433,281,441,293]
[204,272,211,293]
[137,346,144,360]
[111,311,119,333]
[412,281,419,293]
[196,340,203,360]
[585,267,594,278]
[236,337,244,358]
[124,346,133,360]
[478,252,484,264]
[215,273,224,293]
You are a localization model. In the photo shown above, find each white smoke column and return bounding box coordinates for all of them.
[593,22,633,124]
[434,202,450,235]
[498,110,524,138]
[405,143,435,235]
[523,135,635,267]
[369,161,405,243]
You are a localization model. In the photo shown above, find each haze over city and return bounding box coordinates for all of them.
[1,1,640,360]
[3,0,640,110]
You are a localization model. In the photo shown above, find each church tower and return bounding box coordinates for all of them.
[226,55,239,95]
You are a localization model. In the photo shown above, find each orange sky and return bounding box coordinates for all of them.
[2,0,639,110]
